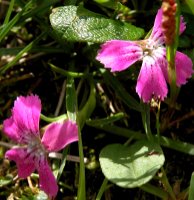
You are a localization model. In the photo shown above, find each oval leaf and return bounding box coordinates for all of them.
[50,6,144,43]
[99,140,165,188]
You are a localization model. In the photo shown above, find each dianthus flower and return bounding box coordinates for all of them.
[3,94,78,198]
[96,8,193,103]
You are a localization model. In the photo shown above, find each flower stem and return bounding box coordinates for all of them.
[141,103,154,142]
[77,127,86,200]
[66,77,86,200]
[155,102,161,143]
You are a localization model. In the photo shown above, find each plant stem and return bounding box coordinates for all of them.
[40,114,67,122]
[77,127,86,200]
[155,102,161,143]
[141,103,154,142]
[161,167,176,200]
[96,178,109,200]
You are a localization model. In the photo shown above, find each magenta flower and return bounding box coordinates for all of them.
[96,9,193,103]
[3,94,78,198]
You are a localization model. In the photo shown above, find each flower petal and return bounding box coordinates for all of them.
[41,120,78,152]
[96,40,143,72]
[179,16,186,34]
[150,9,186,43]
[5,148,36,178]
[153,47,168,81]
[175,51,193,86]
[150,8,164,43]
[38,162,58,198]
[12,95,41,140]
[3,117,21,142]
[136,56,168,103]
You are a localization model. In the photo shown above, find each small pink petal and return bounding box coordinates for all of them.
[38,162,58,198]
[152,8,163,34]
[5,148,36,178]
[150,8,164,43]
[180,16,186,34]
[136,56,168,103]
[96,40,143,72]
[12,94,41,138]
[3,117,21,142]
[42,120,78,152]
[150,9,185,42]
[175,51,193,86]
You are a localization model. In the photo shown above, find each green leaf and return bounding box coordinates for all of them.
[66,77,77,122]
[57,147,69,181]
[0,32,45,74]
[66,77,86,200]
[78,79,96,129]
[185,0,194,14]
[0,175,13,187]
[188,172,194,200]
[99,140,165,188]
[49,63,85,78]
[86,112,125,127]
[50,6,144,43]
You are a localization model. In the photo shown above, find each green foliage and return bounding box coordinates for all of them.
[99,140,165,188]
[50,5,144,43]
[189,173,194,200]
[1,0,194,199]
[66,78,77,122]
[0,175,13,187]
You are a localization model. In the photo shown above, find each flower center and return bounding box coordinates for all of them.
[137,39,159,58]
[25,134,47,167]
[144,39,159,56]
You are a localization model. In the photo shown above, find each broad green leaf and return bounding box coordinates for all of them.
[50,6,144,43]
[99,140,165,188]
[93,0,131,15]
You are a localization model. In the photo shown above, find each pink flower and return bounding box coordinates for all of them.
[3,94,78,198]
[96,9,193,103]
